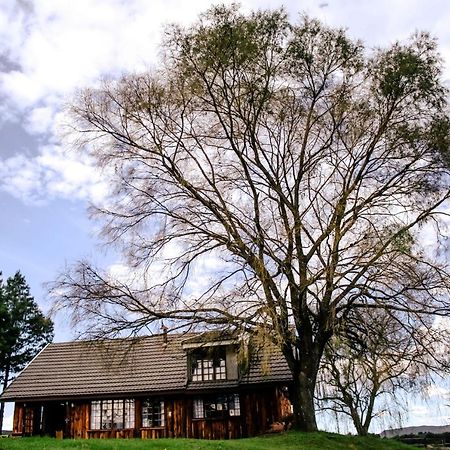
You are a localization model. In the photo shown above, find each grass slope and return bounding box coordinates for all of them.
[0,432,418,450]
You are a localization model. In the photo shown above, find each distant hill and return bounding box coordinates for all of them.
[381,424,450,437]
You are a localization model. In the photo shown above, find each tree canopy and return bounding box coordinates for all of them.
[0,271,54,432]
[53,6,450,431]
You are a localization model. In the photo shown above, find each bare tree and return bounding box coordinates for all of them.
[317,309,448,435]
[51,6,450,432]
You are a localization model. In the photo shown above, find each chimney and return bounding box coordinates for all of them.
[161,323,168,345]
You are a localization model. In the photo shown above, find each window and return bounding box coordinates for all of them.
[90,399,135,430]
[142,399,165,427]
[193,398,204,419]
[191,347,226,381]
[193,393,240,419]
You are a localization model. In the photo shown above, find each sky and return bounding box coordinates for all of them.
[1,0,450,433]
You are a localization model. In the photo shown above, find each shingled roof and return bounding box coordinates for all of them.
[1,334,291,401]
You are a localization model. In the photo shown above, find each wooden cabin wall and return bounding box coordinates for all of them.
[165,398,186,438]
[12,402,38,436]
[189,416,242,439]
[12,403,25,435]
[87,429,136,439]
[159,396,243,440]
[183,386,287,439]
[11,385,290,440]
[69,402,89,439]
[241,387,288,436]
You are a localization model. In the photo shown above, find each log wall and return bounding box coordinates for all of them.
[12,385,290,440]
[69,402,89,439]
[12,403,38,436]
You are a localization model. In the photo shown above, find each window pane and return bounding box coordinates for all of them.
[102,400,113,429]
[204,360,214,381]
[192,357,227,381]
[192,360,202,381]
[142,400,150,427]
[229,393,241,416]
[142,400,164,427]
[193,398,204,419]
[113,400,124,429]
[199,393,240,419]
[91,401,101,429]
[205,395,227,419]
[159,401,165,426]
[124,399,135,428]
[215,359,226,380]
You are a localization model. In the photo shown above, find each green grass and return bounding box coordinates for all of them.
[0,432,418,450]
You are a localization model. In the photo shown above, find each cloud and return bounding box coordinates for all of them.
[0,0,239,206]
[24,105,56,135]
[0,144,108,205]
[0,0,235,124]
[1,0,450,209]
[426,385,450,399]
[1,0,450,125]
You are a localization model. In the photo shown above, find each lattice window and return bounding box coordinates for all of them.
[191,347,227,381]
[124,399,135,428]
[102,400,113,429]
[90,399,135,430]
[228,393,241,417]
[193,393,240,420]
[91,401,101,429]
[193,398,204,419]
[142,399,165,427]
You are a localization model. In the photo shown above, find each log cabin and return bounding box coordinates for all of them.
[0,333,293,439]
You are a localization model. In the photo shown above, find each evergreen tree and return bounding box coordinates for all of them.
[0,271,53,433]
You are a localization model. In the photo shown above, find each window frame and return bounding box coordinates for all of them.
[141,399,165,428]
[192,393,241,420]
[90,399,135,430]
[190,347,227,382]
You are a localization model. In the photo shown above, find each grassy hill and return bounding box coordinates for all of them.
[0,432,418,450]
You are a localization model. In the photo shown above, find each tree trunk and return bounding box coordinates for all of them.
[350,408,366,436]
[284,320,331,432]
[289,372,318,432]
[287,342,321,432]
[0,363,10,435]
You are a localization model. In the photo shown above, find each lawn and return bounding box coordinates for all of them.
[0,432,418,450]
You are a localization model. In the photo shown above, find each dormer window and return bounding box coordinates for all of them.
[191,347,226,381]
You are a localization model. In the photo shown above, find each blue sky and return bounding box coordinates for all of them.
[1,0,450,432]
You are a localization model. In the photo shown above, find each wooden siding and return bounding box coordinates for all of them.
[12,386,290,440]
[87,429,136,439]
[13,403,41,436]
[69,402,89,439]
[140,427,166,439]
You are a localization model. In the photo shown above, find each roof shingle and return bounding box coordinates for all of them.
[1,334,291,401]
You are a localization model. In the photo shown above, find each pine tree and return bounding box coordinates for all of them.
[0,272,54,433]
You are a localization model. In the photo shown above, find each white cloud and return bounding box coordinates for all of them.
[107,263,141,287]
[426,385,450,398]
[24,105,55,135]
[1,0,449,208]
[0,0,240,206]
[1,0,450,126]
[0,144,108,205]
[0,0,235,125]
